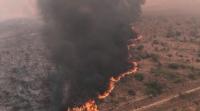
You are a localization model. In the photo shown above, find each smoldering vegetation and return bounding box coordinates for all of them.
[38,0,144,110]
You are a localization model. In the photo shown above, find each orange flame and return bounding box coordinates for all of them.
[68,100,98,111]
[68,26,142,111]
[98,62,138,99]
[68,62,138,111]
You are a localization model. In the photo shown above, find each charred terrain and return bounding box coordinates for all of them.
[0,19,54,111]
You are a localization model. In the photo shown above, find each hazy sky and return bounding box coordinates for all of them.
[0,0,200,21]
[143,0,200,15]
[0,0,37,21]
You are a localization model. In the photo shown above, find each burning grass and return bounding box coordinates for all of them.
[68,100,98,111]
[67,28,142,111]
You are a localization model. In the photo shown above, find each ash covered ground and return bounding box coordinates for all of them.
[0,19,54,111]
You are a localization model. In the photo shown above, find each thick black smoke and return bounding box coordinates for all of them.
[38,0,144,110]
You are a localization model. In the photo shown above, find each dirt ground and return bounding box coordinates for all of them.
[99,14,200,111]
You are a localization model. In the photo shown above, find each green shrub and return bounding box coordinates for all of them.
[134,73,144,81]
[145,81,163,96]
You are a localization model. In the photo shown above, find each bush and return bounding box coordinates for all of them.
[133,52,151,61]
[151,68,170,76]
[190,29,198,37]
[134,73,144,81]
[168,63,186,70]
[166,28,181,38]
[128,90,136,96]
[166,73,182,83]
[188,69,200,80]
[149,53,160,63]
[187,74,197,80]
[152,40,159,45]
[196,59,200,62]
[175,31,181,36]
[151,67,182,83]
[137,45,144,50]
[145,81,163,96]
[168,63,181,69]
[166,29,176,37]
[198,50,200,57]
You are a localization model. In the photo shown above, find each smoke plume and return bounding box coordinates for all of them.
[38,0,144,110]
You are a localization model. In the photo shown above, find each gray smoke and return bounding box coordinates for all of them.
[38,0,144,110]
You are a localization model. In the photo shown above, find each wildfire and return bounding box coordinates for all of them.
[68,62,138,111]
[98,62,138,99]
[68,100,98,111]
[68,26,142,111]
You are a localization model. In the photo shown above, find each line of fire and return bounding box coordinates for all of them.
[38,0,145,111]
